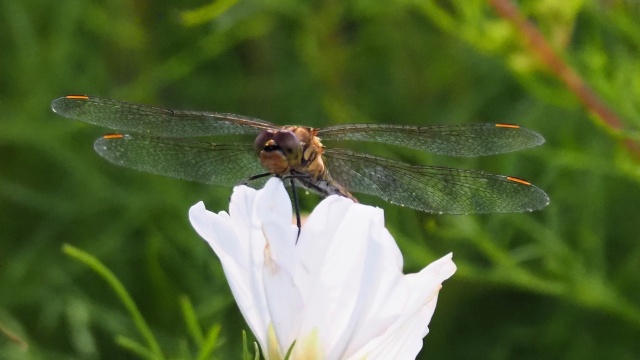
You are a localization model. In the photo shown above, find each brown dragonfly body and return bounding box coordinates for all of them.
[254,126,355,201]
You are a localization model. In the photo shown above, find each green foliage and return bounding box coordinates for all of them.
[242,330,260,360]
[63,244,163,358]
[283,340,296,360]
[1,0,639,358]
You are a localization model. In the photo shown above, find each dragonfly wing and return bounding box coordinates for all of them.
[52,95,277,137]
[319,123,545,157]
[94,135,265,186]
[323,148,549,214]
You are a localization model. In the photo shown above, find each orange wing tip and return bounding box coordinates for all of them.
[102,134,125,139]
[507,176,531,186]
[496,123,520,129]
[65,95,90,100]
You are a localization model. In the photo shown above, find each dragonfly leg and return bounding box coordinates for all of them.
[238,172,272,186]
[242,172,303,242]
[289,177,302,243]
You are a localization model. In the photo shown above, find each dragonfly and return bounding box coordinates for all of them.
[51,95,549,219]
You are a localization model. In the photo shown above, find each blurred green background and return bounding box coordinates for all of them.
[2,0,640,358]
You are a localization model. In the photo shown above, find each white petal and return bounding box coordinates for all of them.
[258,179,305,353]
[188,182,273,349]
[191,179,456,360]
[293,196,392,359]
[346,253,457,359]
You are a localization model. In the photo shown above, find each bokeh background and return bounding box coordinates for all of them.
[2,0,640,358]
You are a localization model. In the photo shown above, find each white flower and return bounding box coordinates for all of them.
[189,178,456,360]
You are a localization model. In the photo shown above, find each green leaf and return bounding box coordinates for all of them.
[180,294,204,345]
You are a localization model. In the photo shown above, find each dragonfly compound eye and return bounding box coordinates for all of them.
[273,130,301,156]
[255,130,276,155]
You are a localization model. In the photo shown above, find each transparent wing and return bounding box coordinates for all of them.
[93,135,266,186]
[319,123,544,157]
[323,148,549,214]
[52,95,277,137]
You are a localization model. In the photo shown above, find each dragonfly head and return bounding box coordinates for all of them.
[255,130,303,175]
